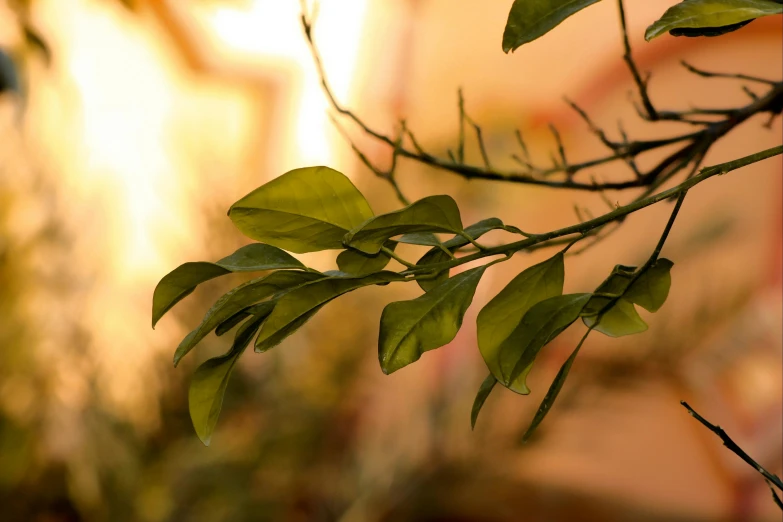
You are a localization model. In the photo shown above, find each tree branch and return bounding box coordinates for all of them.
[301,11,783,195]
[681,401,783,510]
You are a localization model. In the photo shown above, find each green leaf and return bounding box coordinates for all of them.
[215,243,305,272]
[579,263,634,332]
[471,373,497,430]
[644,0,782,41]
[416,262,450,292]
[189,313,265,446]
[415,218,506,292]
[255,271,405,353]
[336,240,396,276]
[477,254,565,394]
[379,266,487,374]
[228,166,374,253]
[521,332,587,443]
[580,259,672,336]
[669,18,754,36]
[625,258,674,312]
[497,293,591,393]
[583,298,648,337]
[151,243,305,328]
[153,263,232,329]
[344,195,463,255]
[456,218,506,246]
[215,311,250,337]
[215,302,275,337]
[397,232,445,248]
[502,0,603,53]
[174,271,323,366]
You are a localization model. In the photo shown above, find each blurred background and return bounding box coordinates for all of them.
[0,0,781,521]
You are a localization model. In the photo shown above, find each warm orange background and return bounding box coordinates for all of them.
[0,1,781,521]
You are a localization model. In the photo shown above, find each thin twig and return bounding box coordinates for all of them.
[648,191,686,264]
[681,61,778,85]
[329,115,410,206]
[458,88,466,163]
[681,401,783,510]
[617,0,657,120]
[301,5,782,195]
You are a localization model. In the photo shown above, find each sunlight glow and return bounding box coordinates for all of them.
[201,0,368,171]
[58,1,177,278]
[55,0,368,281]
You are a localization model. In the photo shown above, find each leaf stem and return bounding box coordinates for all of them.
[647,190,686,265]
[381,246,416,269]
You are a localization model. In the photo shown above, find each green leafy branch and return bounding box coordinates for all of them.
[152,145,780,446]
[149,8,781,515]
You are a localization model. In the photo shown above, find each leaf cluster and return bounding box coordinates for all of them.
[153,166,675,445]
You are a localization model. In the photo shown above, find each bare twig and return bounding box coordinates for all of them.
[681,401,783,510]
[681,61,778,85]
[617,0,657,120]
[302,9,783,195]
[329,115,410,206]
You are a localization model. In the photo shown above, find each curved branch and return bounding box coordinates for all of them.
[301,12,783,196]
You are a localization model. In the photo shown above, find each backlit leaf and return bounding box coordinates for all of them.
[397,232,445,248]
[215,243,305,272]
[153,263,232,329]
[477,254,565,394]
[415,218,505,291]
[344,195,463,255]
[189,313,266,446]
[644,0,782,41]
[152,243,304,328]
[580,263,634,333]
[255,271,405,353]
[379,266,487,374]
[336,240,396,276]
[669,18,753,36]
[496,293,591,393]
[625,258,674,312]
[416,268,450,292]
[583,298,648,337]
[521,332,587,442]
[215,302,276,337]
[174,271,323,366]
[228,166,374,253]
[502,0,603,53]
[471,373,497,430]
[215,311,250,337]
[580,259,672,336]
